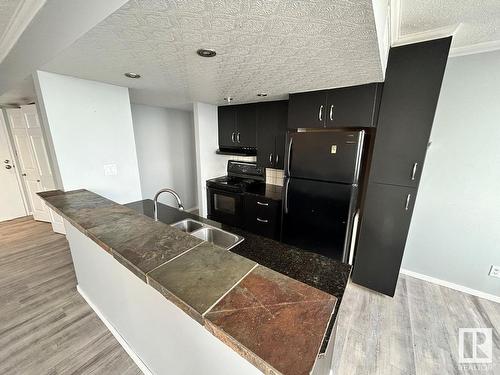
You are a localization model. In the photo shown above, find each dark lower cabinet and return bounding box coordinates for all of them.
[244,195,281,240]
[352,183,416,296]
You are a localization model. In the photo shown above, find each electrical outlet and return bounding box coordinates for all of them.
[103,163,117,176]
[488,265,500,279]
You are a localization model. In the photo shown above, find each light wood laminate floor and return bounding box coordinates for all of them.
[0,217,141,375]
[1,217,498,375]
[332,273,499,374]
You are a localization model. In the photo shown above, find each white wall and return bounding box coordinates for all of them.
[402,50,500,298]
[131,104,197,210]
[193,102,229,217]
[34,71,142,204]
[192,102,256,217]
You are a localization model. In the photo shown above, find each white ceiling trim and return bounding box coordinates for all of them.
[0,0,46,63]
[449,39,500,58]
[389,0,500,57]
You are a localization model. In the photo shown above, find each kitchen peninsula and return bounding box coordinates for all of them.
[38,189,351,375]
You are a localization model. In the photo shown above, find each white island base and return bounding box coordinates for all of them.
[65,221,263,375]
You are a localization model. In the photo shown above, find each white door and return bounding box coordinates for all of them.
[0,111,27,221]
[7,105,54,222]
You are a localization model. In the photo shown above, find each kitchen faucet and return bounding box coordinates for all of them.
[153,188,184,221]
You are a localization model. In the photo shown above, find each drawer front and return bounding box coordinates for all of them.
[244,195,281,239]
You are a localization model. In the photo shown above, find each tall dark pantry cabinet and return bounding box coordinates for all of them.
[352,37,452,296]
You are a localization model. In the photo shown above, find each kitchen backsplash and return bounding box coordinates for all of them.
[266,169,284,186]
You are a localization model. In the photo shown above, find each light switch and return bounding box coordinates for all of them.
[103,163,117,176]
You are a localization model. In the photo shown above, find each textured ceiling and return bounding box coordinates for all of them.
[400,0,500,48]
[42,0,383,109]
[0,0,21,39]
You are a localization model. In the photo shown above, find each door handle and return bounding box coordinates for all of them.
[329,104,334,121]
[4,159,9,163]
[5,165,12,169]
[318,105,324,122]
[405,193,411,210]
[236,133,241,143]
[269,153,273,165]
[410,162,418,180]
[256,218,269,223]
[285,137,293,176]
[257,201,269,206]
[37,179,40,183]
[231,132,236,143]
[284,178,290,213]
[22,173,27,176]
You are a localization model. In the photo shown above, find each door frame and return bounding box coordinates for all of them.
[0,109,30,216]
[4,105,56,222]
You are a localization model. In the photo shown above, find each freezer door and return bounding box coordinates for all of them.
[282,177,357,261]
[286,130,364,184]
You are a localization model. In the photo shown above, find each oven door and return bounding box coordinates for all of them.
[207,187,244,227]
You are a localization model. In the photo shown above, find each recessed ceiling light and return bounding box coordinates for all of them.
[197,48,216,58]
[224,97,233,103]
[257,93,268,97]
[124,72,141,79]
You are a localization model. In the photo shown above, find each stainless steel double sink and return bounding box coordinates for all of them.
[170,219,244,250]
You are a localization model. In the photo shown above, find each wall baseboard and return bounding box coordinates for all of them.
[400,268,500,304]
[76,285,152,375]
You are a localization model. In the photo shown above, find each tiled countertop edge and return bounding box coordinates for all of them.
[40,193,336,375]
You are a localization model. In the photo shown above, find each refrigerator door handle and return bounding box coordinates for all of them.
[285,137,293,176]
[284,179,290,214]
[410,162,418,180]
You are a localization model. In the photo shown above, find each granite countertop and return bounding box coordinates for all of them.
[127,199,351,352]
[38,189,349,375]
[245,183,283,201]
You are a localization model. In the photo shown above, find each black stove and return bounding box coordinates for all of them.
[206,161,265,226]
[207,161,265,193]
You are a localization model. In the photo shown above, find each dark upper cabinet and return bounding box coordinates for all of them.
[218,104,257,150]
[369,37,452,187]
[288,83,382,129]
[326,83,382,128]
[352,183,417,297]
[236,104,257,148]
[287,90,327,129]
[256,100,288,169]
[218,106,237,149]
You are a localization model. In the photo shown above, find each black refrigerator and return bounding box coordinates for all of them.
[281,130,365,263]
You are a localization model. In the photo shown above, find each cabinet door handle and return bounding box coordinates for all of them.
[237,132,241,143]
[256,218,269,223]
[257,201,269,206]
[318,105,324,122]
[329,104,334,121]
[405,193,411,210]
[410,162,418,180]
[231,132,236,143]
[275,154,279,165]
[269,153,273,165]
